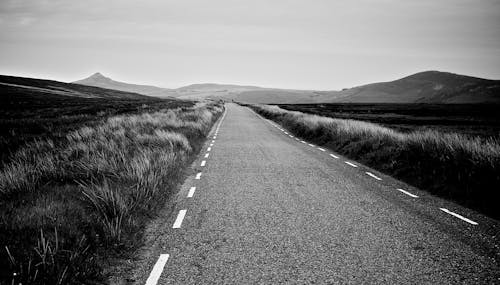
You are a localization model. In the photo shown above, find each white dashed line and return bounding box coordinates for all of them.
[204,153,209,158]
[345,161,358,168]
[365,172,382,180]
[195,172,202,179]
[211,140,215,143]
[201,160,206,167]
[207,147,211,151]
[318,147,326,152]
[172,210,187,228]
[440,208,478,225]
[329,154,339,159]
[145,254,169,285]
[284,132,288,134]
[187,186,196,198]
[301,141,306,144]
[308,143,315,147]
[290,135,294,138]
[396,188,419,198]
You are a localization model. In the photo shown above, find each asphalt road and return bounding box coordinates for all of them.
[135,103,500,284]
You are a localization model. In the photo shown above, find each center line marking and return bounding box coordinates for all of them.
[308,143,314,147]
[345,161,358,168]
[204,153,209,158]
[284,132,288,134]
[145,254,169,285]
[201,160,206,166]
[187,186,196,198]
[211,140,215,143]
[396,188,419,198]
[365,172,382,180]
[207,147,211,151]
[440,208,478,225]
[173,210,187,228]
[195,172,202,179]
[318,147,326,152]
[329,153,339,159]
[301,141,306,144]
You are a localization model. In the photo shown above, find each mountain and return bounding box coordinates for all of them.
[0,74,160,101]
[73,73,172,97]
[73,71,500,104]
[229,71,500,104]
[321,71,500,104]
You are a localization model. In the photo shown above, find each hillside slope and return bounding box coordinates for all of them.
[73,73,172,97]
[323,71,500,103]
[1,74,155,101]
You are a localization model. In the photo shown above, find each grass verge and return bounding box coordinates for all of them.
[0,101,224,284]
[248,104,500,219]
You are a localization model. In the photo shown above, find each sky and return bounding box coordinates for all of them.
[0,0,499,90]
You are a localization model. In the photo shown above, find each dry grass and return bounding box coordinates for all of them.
[249,104,500,218]
[0,101,223,284]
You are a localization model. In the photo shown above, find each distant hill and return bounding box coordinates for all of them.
[0,74,161,101]
[227,71,500,104]
[321,71,500,104]
[73,73,172,97]
[72,71,500,104]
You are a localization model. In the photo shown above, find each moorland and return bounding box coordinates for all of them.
[0,75,223,284]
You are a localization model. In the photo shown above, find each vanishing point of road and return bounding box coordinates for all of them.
[135,103,500,284]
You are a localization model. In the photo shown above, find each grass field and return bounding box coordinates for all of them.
[0,79,224,284]
[278,103,500,139]
[0,80,190,165]
[249,104,500,220]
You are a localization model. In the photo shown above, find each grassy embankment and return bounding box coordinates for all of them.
[249,104,500,219]
[0,101,223,284]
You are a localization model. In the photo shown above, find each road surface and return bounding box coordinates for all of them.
[134,103,500,284]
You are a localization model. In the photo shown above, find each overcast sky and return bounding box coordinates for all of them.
[1,0,499,90]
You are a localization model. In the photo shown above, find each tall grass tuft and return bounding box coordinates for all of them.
[0,101,224,283]
[249,104,500,218]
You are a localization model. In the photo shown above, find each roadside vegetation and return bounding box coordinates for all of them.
[278,103,500,139]
[248,104,500,219]
[0,101,223,284]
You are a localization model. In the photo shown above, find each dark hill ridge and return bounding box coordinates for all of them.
[74,72,172,97]
[327,71,500,103]
[0,74,166,105]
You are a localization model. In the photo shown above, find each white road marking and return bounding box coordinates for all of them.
[329,154,339,159]
[195,172,202,179]
[295,138,300,141]
[440,208,478,225]
[204,153,209,158]
[187,186,196,198]
[308,143,315,147]
[365,172,382,180]
[173,210,187,228]
[201,160,206,166]
[290,135,294,138]
[145,254,169,285]
[396,188,419,198]
[207,147,211,151]
[211,140,215,143]
[318,147,326,152]
[209,143,214,147]
[345,161,358,168]
[284,132,288,134]
[213,136,217,139]
[301,141,306,144]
